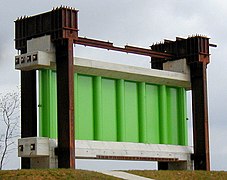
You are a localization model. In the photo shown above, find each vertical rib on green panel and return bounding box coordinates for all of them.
[159,85,168,144]
[39,70,50,138]
[146,84,160,144]
[50,71,57,138]
[177,88,188,145]
[93,76,102,140]
[74,73,78,139]
[138,82,146,143]
[116,79,125,141]
[183,88,188,145]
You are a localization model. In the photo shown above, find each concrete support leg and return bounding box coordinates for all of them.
[158,160,193,170]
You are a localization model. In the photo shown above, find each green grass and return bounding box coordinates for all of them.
[127,170,227,180]
[0,169,120,180]
[1,169,227,180]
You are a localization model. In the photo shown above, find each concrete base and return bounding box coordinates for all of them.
[18,138,58,169]
[168,161,193,170]
[18,138,193,170]
[158,158,193,170]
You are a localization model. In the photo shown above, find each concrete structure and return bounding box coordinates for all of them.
[18,137,193,170]
[15,7,214,170]
[17,36,193,169]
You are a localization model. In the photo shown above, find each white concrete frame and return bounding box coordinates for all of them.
[18,137,193,169]
[74,57,191,89]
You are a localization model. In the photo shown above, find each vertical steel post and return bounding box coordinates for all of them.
[55,39,75,168]
[20,48,37,169]
[188,37,210,170]
[190,62,210,170]
[15,7,78,169]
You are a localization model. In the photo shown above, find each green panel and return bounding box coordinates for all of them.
[39,70,57,138]
[39,70,188,146]
[145,84,160,144]
[50,71,57,138]
[159,85,168,144]
[102,78,117,141]
[76,74,94,140]
[39,70,49,137]
[167,87,178,145]
[124,81,139,142]
[177,88,188,145]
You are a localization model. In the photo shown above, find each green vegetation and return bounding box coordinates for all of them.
[127,170,227,180]
[0,169,119,180]
[1,169,227,180]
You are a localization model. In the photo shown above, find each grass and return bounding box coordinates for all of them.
[127,170,227,180]
[0,169,227,180]
[0,169,120,180]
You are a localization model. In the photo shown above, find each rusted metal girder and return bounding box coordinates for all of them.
[55,39,75,168]
[188,37,210,170]
[75,37,174,59]
[151,36,211,170]
[96,155,179,162]
[190,61,210,170]
[15,7,79,50]
[15,7,173,60]
[15,7,79,169]
[20,48,37,169]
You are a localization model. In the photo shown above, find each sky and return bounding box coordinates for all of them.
[0,0,226,171]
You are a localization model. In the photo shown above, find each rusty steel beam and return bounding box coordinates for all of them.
[15,6,174,59]
[188,37,210,170]
[15,6,78,169]
[55,39,75,169]
[75,37,174,59]
[20,49,37,169]
[96,155,179,162]
[190,62,210,170]
[15,7,79,50]
[151,36,211,171]
[21,70,37,169]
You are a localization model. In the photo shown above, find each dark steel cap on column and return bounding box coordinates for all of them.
[15,6,79,51]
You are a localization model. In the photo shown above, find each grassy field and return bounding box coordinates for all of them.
[0,169,227,179]
[0,169,119,180]
[127,170,227,180]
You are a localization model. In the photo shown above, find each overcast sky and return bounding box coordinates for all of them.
[0,0,226,171]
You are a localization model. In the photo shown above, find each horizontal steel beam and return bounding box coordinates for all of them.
[75,37,174,59]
